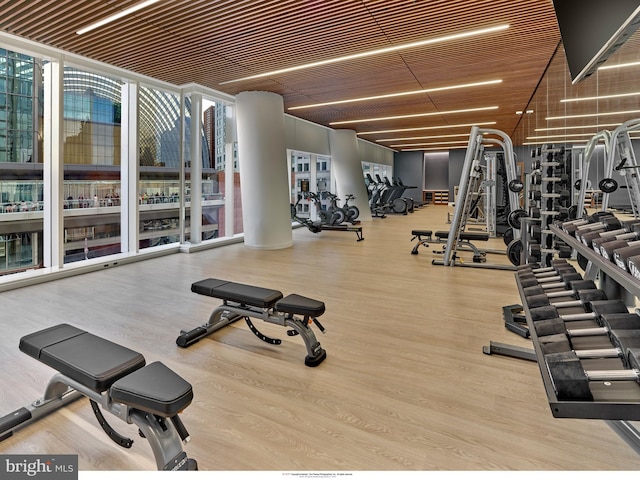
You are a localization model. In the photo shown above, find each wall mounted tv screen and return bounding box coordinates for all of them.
[553,0,640,84]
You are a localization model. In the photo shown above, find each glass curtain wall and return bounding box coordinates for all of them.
[0,39,241,279]
[138,85,181,248]
[200,99,226,240]
[62,67,123,263]
[290,150,333,222]
[0,49,43,274]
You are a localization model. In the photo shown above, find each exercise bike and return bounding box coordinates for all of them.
[325,192,360,224]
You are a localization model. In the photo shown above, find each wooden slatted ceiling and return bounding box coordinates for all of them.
[0,0,564,148]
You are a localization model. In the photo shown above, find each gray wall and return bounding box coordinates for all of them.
[394,140,640,211]
[393,151,424,202]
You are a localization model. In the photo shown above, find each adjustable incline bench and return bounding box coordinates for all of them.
[177,278,327,367]
[0,324,197,471]
[410,229,490,261]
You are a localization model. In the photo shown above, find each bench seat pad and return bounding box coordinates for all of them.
[411,230,432,237]
[435,230,489,241]
[20,324,145,392]
[110,362,193,417]
[192,278,283,308]
[276,294,325,317]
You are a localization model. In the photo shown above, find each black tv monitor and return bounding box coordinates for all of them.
[553,0,640,84]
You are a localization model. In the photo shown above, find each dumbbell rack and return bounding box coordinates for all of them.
[517,224,640,454]
[525,147,573,267]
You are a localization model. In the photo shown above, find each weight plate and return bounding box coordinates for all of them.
[508,179,524,193]
[507,209,527,229]
[506,239,523,266]
[599,178,618,193]
[503,227,514,246]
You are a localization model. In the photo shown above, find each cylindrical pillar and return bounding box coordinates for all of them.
[329,129,372,221]
[236,91,293,249]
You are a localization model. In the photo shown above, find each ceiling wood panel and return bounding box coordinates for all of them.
[0,0,568,149]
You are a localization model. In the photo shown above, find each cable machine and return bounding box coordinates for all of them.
[440,126,521,269]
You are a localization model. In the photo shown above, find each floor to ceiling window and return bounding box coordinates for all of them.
[62,67,123,264]
[138,85,182,249]
[0,39,242,279]
[0,49,43,274]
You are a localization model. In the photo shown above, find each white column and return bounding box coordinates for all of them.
[121,81,139,253]
[189,92,203,244]
[224,105,236,237]
[43,58,64,267]
[329,129,372,221]
[236,91,292,249]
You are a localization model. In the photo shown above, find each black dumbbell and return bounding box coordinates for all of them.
[519,264,577,280]
[538,332,640,361]
[518,265,576,280]
[593,231,640,257]
[522,279,597,298]
[627,254,640,279]
[545,349,640,400]
[562,213,619,237]
[579,227,629,249]
[519,270,583,289]
[525,288,607,309]
[534,312,640,339]
[612,241,640,271]
[574,218,623,244]
[516,259,569,273]
[529,299,629,323]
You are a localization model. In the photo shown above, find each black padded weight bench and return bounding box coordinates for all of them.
[410,229,489,262]
[0,324,197,471]
[177,278,327,367]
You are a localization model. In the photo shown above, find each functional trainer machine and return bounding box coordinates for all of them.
[0,323,197,471]
[432,126,522,270]
[177,278,327,367]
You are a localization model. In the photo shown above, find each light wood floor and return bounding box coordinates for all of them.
[1,204,640,471]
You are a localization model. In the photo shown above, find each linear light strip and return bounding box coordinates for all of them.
[376,133,469,142]
[403,146,467,151]
[288,79,502,110]
[535,123,620,131]
[357,121,496,135]
[390,140,470,148]
[220,24,509,84]
[527,133,596,140]
[546,109,640,120]
[331,106,498,125]
[76,0,161,34]
[599,60,640,70]
[523,141,587,146]
[561,91,640,103]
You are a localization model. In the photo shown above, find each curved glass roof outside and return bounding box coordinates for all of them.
[63,67,211,169]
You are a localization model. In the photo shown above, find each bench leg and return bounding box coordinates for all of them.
[0,376,83,442]
[411,240,429,254]
[283,315,327,367]
[177,307,243,347]
[132,411,197,470]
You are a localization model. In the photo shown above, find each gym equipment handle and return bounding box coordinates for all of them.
[170,415,191,444]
